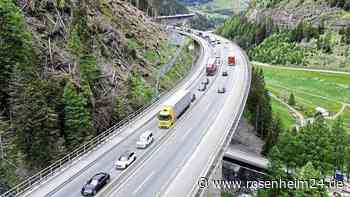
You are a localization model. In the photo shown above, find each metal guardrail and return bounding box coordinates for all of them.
[1,95,164,197]
[1,30,203,197]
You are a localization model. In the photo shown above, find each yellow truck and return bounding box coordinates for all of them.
[158,90,192,129]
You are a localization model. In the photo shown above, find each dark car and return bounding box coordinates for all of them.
[222,71,228,77]
[191,94,196,102]
[198,84,207,91]
[218,87,226,94]
[81,172,110,196]
[201,78,210,85]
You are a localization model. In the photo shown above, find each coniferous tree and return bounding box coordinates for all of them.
[288,92,296,106]
[330,118,349,172]
[112,97,130,122]
[262,115,283,154]
[13,80,59,168]
[246,67,273,140]
[0,0,61,168]
[0,0,34,114]
[63,81,94,149]
[294,162,328,196]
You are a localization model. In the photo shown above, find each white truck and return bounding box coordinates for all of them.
[158,90,192,129]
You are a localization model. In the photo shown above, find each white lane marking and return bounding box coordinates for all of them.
[181,127,193,141]
[132,171,155,195]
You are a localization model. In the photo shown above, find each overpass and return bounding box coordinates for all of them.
[224,145,269,172]
[1,30,251,197]
[154,14,196,25]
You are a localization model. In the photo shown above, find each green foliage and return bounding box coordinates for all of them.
[289,21,320,42]
[57,0,66,9]
[262,117,349,196]
[326,0,350,10]
[160,41,194,91]
[340,25,350,45]
[13,80,60,168]
[127,38,141,51]
[317,31,333,53]
[144,50,159,64]
[0,0,63,168]
[251,33,305,65]
[0,0,34,113]
[63,81,94,149]
[190,14,217,31]
[79,55,99,84]
[112,96,130,122]
[157,0,189,15]
[262,115,284,154]
[330,118,349,171]
[245,67,279,149]
[288,92,296,106]
[127,73,154,110]
[294,162,328,196]
[217,15,277,50]
[68,26,83,57]
[221,192,233,197]
[256,0,284,8]
[270,117,350,175]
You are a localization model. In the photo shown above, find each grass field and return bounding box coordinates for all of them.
[256,65,350,130]
[271,98,296,128]
[343,107,350,130]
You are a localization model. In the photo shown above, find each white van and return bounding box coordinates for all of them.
[136,130,154,149]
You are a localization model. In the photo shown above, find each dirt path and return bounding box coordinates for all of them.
[255,62,350,119]
[269,93,306,127]
[327,103,350,120]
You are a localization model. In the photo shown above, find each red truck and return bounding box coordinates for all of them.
[228,52,236,66]
[206,58,217,76]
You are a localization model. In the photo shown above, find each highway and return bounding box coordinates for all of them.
[15,30,251,197]
[96,34,240,197]
[153,35,251,197]
[18,31,212,197]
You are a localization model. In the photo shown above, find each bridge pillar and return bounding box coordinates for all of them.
[202,158,222,197]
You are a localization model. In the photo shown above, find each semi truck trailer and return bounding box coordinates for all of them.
[206,58,217,76]
[228,52,236,66]
[158,90,192,129]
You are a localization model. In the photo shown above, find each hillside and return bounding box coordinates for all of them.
[248,0,350,30]
[0,0,192,188]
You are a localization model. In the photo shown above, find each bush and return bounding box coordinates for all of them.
[251,33,305,65]
[217,15,278,49]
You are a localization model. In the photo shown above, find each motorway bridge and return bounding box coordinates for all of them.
[2,30,251,197]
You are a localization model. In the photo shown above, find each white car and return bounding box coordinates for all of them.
[115,151,136,170]
[136,130,154,149]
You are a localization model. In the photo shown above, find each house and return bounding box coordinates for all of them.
[315,107,329,117]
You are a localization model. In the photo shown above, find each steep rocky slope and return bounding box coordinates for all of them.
[0,0,178,188]
[248,0,350,30]
[18,0,167,130]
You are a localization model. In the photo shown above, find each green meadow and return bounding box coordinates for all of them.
[256,65,350,130]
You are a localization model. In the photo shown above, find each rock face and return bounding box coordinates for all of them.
[18,0,167,131]
[247,0,350,30]
[230,118,264,154]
